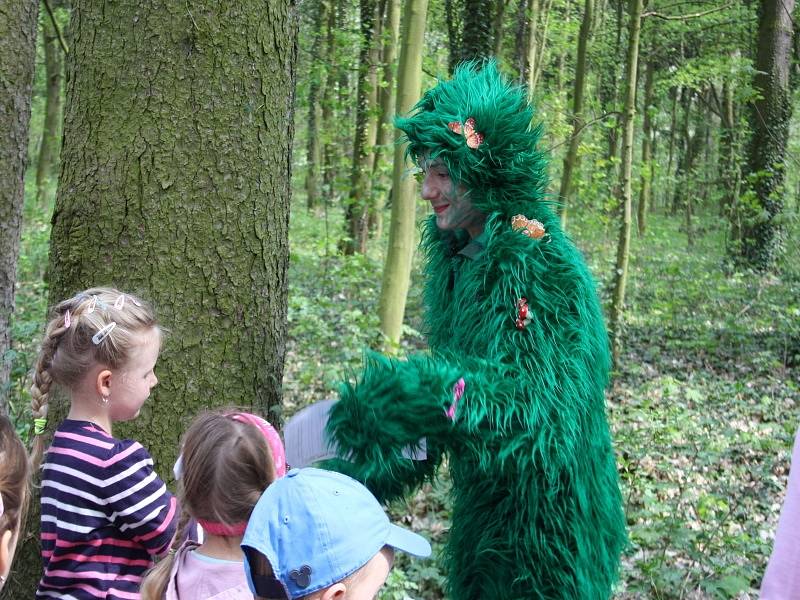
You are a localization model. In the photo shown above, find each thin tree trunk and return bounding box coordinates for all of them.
[665,85,678,209]
[736,0,794,268]
[321,1,337,200]
[526,0,542,98]
[719,79,739,216]
[609,0,643,367]
[493,0,509,56]
[9,1,296,593]
[344,0,381,254]
[306,0,328,210]
[0,0,39,412]
[36,10,64,207]
[671,88,692,215]
[514,0,531,82]
[558,0,593,229]
[371,0,401,240]
[637,59,654,234]
[378,0,428,345]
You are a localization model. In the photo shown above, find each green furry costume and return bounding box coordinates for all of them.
[327,62,626,599]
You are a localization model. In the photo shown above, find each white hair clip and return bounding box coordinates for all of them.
[64,310,71,329]
[130,296,142,307]
[173,454,184,480]
[91,322,116,345]
[0,490,4,519]
[87,295,98,313]
[114,295,126,310]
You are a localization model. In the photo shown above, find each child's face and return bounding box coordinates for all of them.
[342,547,394,599]
[109,328,160,422]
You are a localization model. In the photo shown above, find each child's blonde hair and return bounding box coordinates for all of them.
[29,287,158,471]
[140,411,277,599]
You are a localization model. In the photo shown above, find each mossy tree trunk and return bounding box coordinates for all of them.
[35,7,64,207]
[609,0,643,367]
[461,0,495,64]
[719,79,740,217]
[8,0,296,594]
[558,0,593,230]
[377,0,428,346]
[0,0,39,412]
[735,0,794,269]
[344,0,381,255]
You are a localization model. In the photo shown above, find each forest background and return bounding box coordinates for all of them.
[2,0,799,597]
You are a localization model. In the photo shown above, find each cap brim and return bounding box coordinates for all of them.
[385,524,432,558]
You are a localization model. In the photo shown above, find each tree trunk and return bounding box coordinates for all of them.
[671,88,692,215]
[35,10,64,207]
[461,0,495,64]
[445,0,463,74]
[514,0,531,82]
[736,0,794,269]
[306,0,328,211]
[637,59,654,234]
[0,0,39,413]
[492,0,509,56]
[321,1,337,200]
[665,85,678,209]
[371,0,401,240]
[8,1,296,594]
[344,0,381,255]
[377,0,428,345]
[719,79,739,216]
[558,0,593,230]
[609,0,643,368]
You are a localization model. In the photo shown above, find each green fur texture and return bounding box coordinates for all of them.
[328,61,626,599]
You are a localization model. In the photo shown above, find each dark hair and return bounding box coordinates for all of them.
[140,411,276,599]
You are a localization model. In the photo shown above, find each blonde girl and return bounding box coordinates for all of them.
[30,287,177,599]
[140,410,285,599]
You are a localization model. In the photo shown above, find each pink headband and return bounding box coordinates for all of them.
[228,412,287,478]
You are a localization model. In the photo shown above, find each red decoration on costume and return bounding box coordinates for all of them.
[516,297,532,330]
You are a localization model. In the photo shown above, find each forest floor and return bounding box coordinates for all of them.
[7,181,800,598]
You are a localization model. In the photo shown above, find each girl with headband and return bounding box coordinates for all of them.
[141,410,286,599]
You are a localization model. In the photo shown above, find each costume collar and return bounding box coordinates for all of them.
[457,231,488,260]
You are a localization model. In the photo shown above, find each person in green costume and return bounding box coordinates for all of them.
[327,60,626,599]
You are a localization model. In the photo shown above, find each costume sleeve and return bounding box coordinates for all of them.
[105,440,179,556]
[326,352,461,502]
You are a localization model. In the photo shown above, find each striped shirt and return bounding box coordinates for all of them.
[37,419,178,600]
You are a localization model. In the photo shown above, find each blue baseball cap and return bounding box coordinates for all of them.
[242,467,431,599]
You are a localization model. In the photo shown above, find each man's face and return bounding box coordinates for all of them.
[420,158,485,237]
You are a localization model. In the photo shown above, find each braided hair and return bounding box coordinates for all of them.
[29,287,158,472]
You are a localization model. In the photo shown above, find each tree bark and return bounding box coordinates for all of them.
[305,0,327,210]
[321,0,337,200]
[445,0,462,74]
[609,0,643,367]
[344,0,381,254]
[461,0,495,64]
[492,0,509,56]
[371,0,401,240]
[8,1,296,594]
[637,59,654,234]
[736,0,794,269]
[719,79,740,217]
[514,0,531,82]
[558,0,593,230]
[0,0,39,412]
[377,0,428,346]
[35,9,64,207]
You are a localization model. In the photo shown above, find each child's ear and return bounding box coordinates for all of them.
[320,583,347,600]
[96,369,113,398]
[0,528,15,582]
